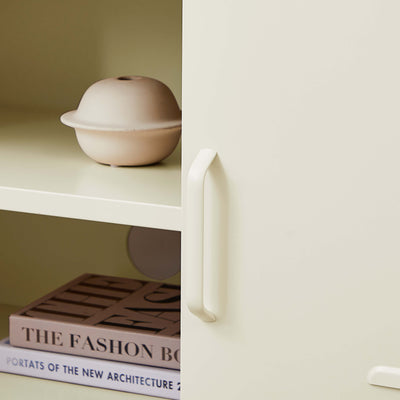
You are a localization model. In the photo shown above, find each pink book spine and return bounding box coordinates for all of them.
[9,274,180,369]
[10,315,180,370]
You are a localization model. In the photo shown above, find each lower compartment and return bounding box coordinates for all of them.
[0,304,175,400]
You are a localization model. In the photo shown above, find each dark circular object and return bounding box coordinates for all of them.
[127,226,181,280]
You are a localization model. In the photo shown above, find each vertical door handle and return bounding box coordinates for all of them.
[185,148,217,322]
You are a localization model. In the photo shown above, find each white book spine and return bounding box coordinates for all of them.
[0,338,180,399]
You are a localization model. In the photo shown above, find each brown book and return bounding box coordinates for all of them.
[9,273,180,370]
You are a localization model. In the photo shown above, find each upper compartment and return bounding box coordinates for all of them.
[0,0,182,231]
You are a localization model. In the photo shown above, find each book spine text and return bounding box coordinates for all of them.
[10,315,180,369]
[0,339,180,399]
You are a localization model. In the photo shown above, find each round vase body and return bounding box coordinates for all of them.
[75,126,181,166]
[61,76,181,166]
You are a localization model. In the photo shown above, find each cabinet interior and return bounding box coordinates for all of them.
[0,1,182,397]
[0,0,182,111]
[0,0,182,296]
[0,211,181,308]
[0,0,182,228]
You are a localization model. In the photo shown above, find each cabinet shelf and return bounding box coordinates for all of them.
[0,108,182,231]
[0,374,161,400]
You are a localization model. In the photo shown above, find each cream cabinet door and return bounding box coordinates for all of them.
[181,1,400,399]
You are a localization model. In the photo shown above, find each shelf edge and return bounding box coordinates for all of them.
[0,186,182,231]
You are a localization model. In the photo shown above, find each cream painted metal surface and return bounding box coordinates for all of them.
[0,109,182,230]
[182,0,400,399]
[185,149,217,322]
[0,0,182,112]
[0,374,159,400]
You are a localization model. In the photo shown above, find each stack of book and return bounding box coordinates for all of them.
[0,273,180,399]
